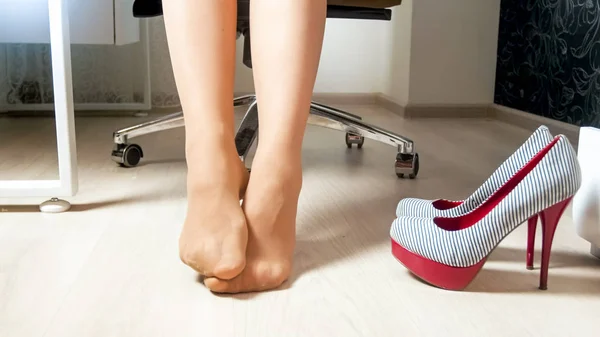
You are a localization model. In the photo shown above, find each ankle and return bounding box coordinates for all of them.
[186,149,245,194]
[186,131,237,158]
[252,150,303,190]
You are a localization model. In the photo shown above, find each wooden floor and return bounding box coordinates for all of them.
[1,105,599,337]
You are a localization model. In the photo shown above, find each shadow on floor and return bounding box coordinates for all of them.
[135,157,186,167]
[208,186,600,298]
[487,246,600,270]
[0,189,178,213]
[0,201,126,213]
[288,191,600,295]
[455,265,600,295]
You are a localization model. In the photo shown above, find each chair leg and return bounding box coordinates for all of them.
[111,95,257,167]
[111,111,184,167]
[233,94,256,107]
[231,100,364,167]
[310,101,363,121]
[231,100,420,178]
[113,111,184,145]
[110,95,419,179]
[308,102,419,179]
[234,99,259,163]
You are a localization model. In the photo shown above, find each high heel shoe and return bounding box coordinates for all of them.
[395,125,553,269]
[396,125,553,218]
[390,135,581,291]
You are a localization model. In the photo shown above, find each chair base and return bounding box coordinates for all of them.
[111,95,419,178]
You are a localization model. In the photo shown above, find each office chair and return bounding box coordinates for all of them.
[111,0,419,179]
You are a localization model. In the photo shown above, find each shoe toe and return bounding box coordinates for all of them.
[395,198,436,217]
[390,216,433,251]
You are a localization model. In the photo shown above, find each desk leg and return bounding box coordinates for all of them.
[0,0,78,207]
[43,0,78,213]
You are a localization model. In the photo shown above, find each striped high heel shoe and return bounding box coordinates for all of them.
[396,125,553,217]
[395,125,553,269]
[390,135,581,291]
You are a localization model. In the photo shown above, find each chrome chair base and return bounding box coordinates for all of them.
[111,95,419,178]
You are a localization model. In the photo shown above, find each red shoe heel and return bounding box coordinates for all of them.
[538,197,572,290]
[526,214,538,270]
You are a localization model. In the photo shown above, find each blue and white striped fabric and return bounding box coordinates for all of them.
[396,126,553,218]
[390,135,581,268]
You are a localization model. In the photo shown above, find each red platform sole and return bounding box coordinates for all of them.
[391,239,486,290]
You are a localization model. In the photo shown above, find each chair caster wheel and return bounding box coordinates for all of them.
[112,144,143,167]
[395,153,419,179]
[345,132,365,149]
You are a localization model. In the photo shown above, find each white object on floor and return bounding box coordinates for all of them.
[0,0,78,208]
[573,126,600,259]
[39,198,72,213]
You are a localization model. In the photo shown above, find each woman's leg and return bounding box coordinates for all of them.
[205,0,327,293]
[163,0,248,280]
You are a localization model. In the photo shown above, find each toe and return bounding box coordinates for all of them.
[213,229,248,280]
[214,254,246,280]
[204,276,238,293]
[204,261,290,294]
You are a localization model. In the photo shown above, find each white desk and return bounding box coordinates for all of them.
[0,0,139,45]
[0,0,146,212]
[0,0,77,212]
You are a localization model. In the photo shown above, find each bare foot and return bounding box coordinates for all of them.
[179,140,250,280]
[204,152,301,293]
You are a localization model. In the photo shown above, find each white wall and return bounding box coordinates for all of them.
[233,18,393,94]
[0,2,502,108]
[382,2,413,106]
[236,0,502,106]
[341,0,502,107]
[408,0,501,106]
[315,18,391,93]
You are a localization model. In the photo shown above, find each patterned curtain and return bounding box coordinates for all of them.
[0,17,180,108]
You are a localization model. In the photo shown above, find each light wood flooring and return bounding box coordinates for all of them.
[1,105,599,337]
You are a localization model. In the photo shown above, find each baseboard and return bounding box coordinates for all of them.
[315,93,492,119]
[375,94,580,146]
[375,93,405,116]
[404,104,493,119]
[311,93,380,105]
[376,94,493,119]
[492,104,580,147]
